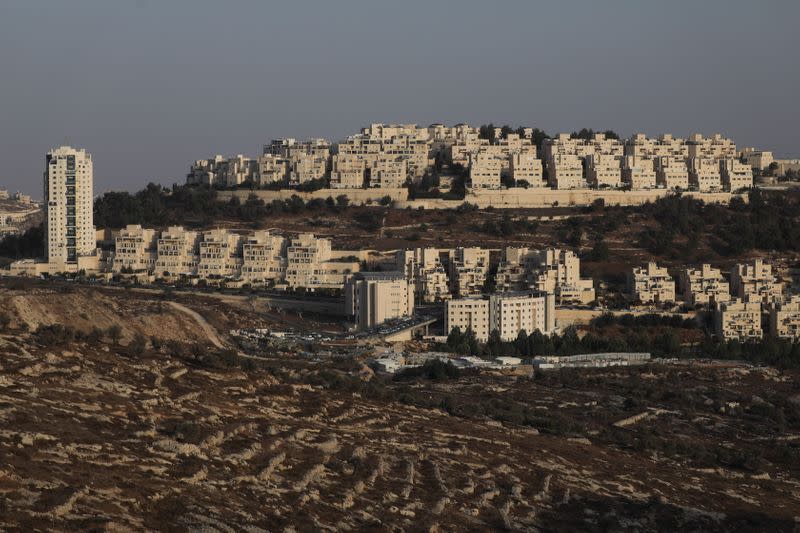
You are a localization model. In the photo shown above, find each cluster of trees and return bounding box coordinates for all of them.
[590,313,696,329]
[475,213,539,237]
[477,124,550,152]
[0,224,44,260]
[570,128,621,141]
[698,335,800,370]
[633,190,800,258]
[92,183,356,228]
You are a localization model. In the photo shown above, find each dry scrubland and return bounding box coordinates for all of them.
[0,287,798,531]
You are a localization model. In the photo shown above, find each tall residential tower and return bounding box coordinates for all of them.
[44,146,95,264]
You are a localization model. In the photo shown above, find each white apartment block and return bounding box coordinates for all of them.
[446,291,555,343]
[330,154,367,189]
[469,153,504,189]
[449,247,491,297]
[586,154,622,188]
[445,297,490,341]
[720,158,753,191]
[369,157,407,188]
[288,154,327,185]
[625,133,688,159]
[265,138,331,159]
[769,297,800,340]
[621,156,657,190]
[679,264,730,306]
[655,156,690,190]
[715,299,763,341]
[489,292,555,341]
[224,155,258,187]
[187,155,226,186]
[740,148,774,171]
[548,154,585,189]
[687,133,737,160]
[344,271,414,330]
[531,248,595,305]
[198,229,244,278]
[688,158,723,192]
[155,226,200,276]
[240,230,286,283]
[112,225,157,272]
[285,233,359,290]
[396,248,451,303]
[449,131,489,167]
[730,259,782,304]
[628,262,675,304]
[44,146,96,265]
[257,154,289,186]
[510,152,544,186]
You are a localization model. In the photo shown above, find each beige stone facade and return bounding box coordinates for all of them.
[769,297,800,340]
[720,158,753,191]
[628,262,675,304]
[715,299,763,340]
[680,264,730,306]
[654,156,689,190]
[730,259,782,304]
[688,158,723,191]
[112,225,157,272]
[445,291,555,343]
[449,247,491,297]
[621,156,656,190]
[155,226,199,276]
[345,271,414,330]
[240,230,286,283]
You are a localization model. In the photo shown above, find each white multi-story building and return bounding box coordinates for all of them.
[396,247,451,303]
[730,259,782,304]
[257,154,290,186]
[510,152,544,186]
[688,158,723,191]
[445,291,555,342]
[369,157,407,188]
[155,226,199,276]
[240,230,286,283]
[330,154,367,189]
[586,154,622,188]
[687,133,737,160]
[469,153,504,189]
[621,156,656,190]
[344,271,414,330]
[628,262,675,304]
[198,229,244,278]
[720,158,753,191]
[112,225,157,272]
[655,156,690,190]
[44,146,96,265]
[285,233,359,289]
[769,296,800,340]
[679,264,730,306]
[715,299,763,340]
[449,247,491,297]
[548,154,585,189]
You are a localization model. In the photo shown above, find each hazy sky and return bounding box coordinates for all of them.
[1,1,798,197]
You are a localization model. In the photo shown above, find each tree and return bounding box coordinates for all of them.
[336,195,350,208]
[107,325,123,344]
[128,333,147,357]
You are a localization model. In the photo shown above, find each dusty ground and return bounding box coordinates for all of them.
[0,287,798,531]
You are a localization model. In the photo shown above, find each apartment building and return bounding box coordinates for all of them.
[621,156,656,190]
[445,297,490,341]
[155,226,200,276]
[715,299,763,340]
[469,153,504,189]
[720,158,753,191]
[739,148,774,171]
[198,229,244,278]
[445,291,554,343]
[679,264,730,306]
[369,157,407,188]
[628,262,676,304]
[288,154,327,185]
[112,225,157,272]
[687,133,737,160]
[548,154,585,189]
[449,131,489,167]
[396,247,451,303]
[688,158,723,191]
[625,133,687,159]
[285,233,359,290]
[586,154,622,188]
[768,296,800,340]
[330,154,367,189]
[510,152,544,186]
[449,247,491,297]
[224,155,258,187]
[187,155,226,186]
[257,154,290,186]
[495,247,535,292]
[265,138,332,160]
[654,156,689,190]
[240,230,286,283]
[730,259,782,303]
[344,271,414,330]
